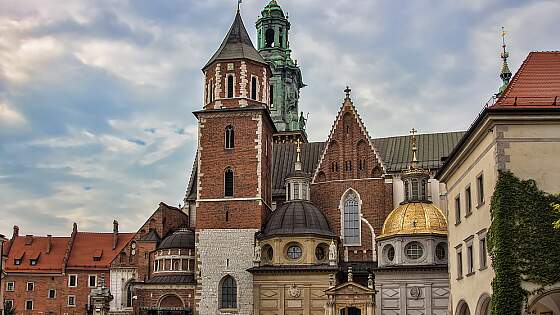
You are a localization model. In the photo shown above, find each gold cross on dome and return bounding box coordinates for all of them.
[410,128,417,136]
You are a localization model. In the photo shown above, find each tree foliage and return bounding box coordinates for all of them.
[487,171,560,315]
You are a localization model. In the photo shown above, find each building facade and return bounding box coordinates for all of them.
[437,51,560,315]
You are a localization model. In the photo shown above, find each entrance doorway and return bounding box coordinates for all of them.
[340,307,361,315]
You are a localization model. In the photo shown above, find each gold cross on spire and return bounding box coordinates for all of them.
[296,138,302,163]
[410,128,418,165]
[344,86,351,99]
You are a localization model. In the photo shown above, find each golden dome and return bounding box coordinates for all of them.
[379,202,447,238]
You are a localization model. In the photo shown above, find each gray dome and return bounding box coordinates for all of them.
[262,201,334,237]
[158,228,194,250]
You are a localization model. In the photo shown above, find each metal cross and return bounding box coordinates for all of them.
[344,86,351,98]
[410,128,417,136]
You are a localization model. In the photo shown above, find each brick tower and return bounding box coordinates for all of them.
[194,8,274,314]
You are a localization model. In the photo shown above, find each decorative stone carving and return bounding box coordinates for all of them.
[329,239,337,266]
[410,286,421,299]
[288,284,301,298]
[253,241,261,264]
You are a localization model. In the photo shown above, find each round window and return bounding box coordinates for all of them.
[436,242,447,260]
[287,245,302,260]
[315,245,326,261]
[384,245,395,262]
[405,242,424,260]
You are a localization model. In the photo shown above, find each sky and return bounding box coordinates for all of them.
[1,0,559,236]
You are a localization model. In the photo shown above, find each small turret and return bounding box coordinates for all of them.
[498,27,512,95]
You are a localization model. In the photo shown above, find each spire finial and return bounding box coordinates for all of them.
[344,86,351,99]
[498,26,512,95]
[410,128,418,167]
[237,0,242,11]
[294,139,302,171]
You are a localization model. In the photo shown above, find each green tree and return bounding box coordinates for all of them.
[553,203,560,230]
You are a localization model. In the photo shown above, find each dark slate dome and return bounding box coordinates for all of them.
[158,228,195,250]
[262,201,334,237]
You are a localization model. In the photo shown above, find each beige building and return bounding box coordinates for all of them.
[436,51,560,315]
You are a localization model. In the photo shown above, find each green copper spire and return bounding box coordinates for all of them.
[498,27,512,95]
[256,0,306,132]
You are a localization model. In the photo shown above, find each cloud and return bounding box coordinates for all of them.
[0,102,26,126]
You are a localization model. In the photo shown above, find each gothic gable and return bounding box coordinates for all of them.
[313,96,386,183]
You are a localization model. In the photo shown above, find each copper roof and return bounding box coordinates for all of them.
[494,51,560,108]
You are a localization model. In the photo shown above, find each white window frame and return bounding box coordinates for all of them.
[4,300,13,309]
[26,281,34,291]
[250,75,259,101]
[6,281,14,291]
[465,236,475,275]
[48,288,57,299]
[25,300,33,310]
[478,229,488,270]
[88,274,97,288]
[477,172,485,206]
[455,244,463,279]
[340,189,362,247]
[68,274,78,287]
[68,295,76,306]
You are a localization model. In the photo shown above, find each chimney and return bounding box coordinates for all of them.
[47,234,52,254]
[112,220,119,250]
[13,225,19,238]
[72,222,78,234]
[25,235,33,245]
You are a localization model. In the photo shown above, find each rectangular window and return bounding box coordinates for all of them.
[227,75,234,98]
[477,173,485,205]
[455,195,461,224]
[293,183,300,200]
[48,289,56,299]
[14,259,21,265]
[465,186,472,215]
[6,282,14,291]
[88,275,97,288]
[68,274,77,287]
[25,300,33,310]
[479,234,488,269]
[467,244,474,274]
[251,76,257,100]
[27,282,34,291]
[5,300,13,309]
[68,295,76,306]
[456,250,463,279]
[269,84,274,107]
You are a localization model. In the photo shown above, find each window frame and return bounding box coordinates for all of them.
[224,167,234,197]
[25,300,33,310]
[269,83,274,107]
[4,300,14,310]
[226,74,235,98]
[341,190,361,246]
[219,275,238,310]
[68,274,78,288]
[250,76,258,100]
[456,245,463,280]
[478,229,488,270]
[26,281,34,292]
[48,288,57,299]
[225,125,234,149]
[465,185,472,216]
[455,195,461,224]
[404,241,424,260]
[465,235,475,276]
[88,274,97,288]
[68,295,76,307]
[476,173,485,206]
[6,281,14,292]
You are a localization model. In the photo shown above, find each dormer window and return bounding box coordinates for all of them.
[14,259,22,265]
[30,259,37,266]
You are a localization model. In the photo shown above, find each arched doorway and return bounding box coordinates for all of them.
[340,307,361,315]
[456,299,471,315]
[157,294,185,315]
[528,288,560,314]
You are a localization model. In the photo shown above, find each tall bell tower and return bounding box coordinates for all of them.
[256,0,306,142]
[195,8,275,314]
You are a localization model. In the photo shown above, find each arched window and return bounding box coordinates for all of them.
[251,76,257,100]
[411,179,419,200]
[224,168,234,197]
[219,275,237,309]
[342,191,360,246]
[227,75,234,98]
[225,125,234,149]
[404,179,410,201]
[265,28,275,48]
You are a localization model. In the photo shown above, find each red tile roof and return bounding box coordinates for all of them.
[494,51,560,108]
[66,232,135,270]
[5,236,70,273]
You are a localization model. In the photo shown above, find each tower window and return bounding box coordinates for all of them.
[220,275,237,309]
[224,168,234,197]
[269,84,274,107]
[343,191,360,246]
[251,77,257,100]
[227,75,234,98]
[279,27,283,48]
[225,125,234,149]
[265,28,275,48]
[208,79,215,103]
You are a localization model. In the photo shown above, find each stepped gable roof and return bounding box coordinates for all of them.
[494,52,560,108]
[158,228,195,250]
[67,232,135,270]
[203,10,266,70]
[184,131,465,201]
[5,235,70,273]
[372,131,465,172]
[260,200,334,238]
